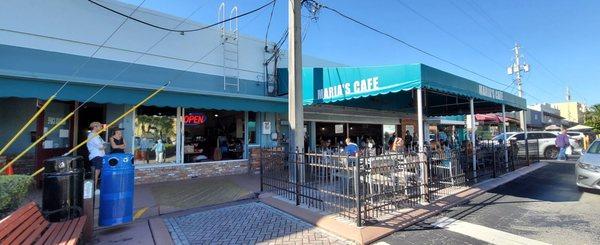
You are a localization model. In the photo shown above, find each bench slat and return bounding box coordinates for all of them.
[11,214,47,245]
[36,221,65,245]
[0,202,37,239]
[2,202,85,245]
[55,219,78,245]
[4,207,44,244]
[48,221,71,244]
[22,218,50,245]
[62,217,87,245]
[0,205,40,242]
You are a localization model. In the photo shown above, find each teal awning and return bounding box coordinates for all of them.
[278,64,526,116]
[0,76,287,113]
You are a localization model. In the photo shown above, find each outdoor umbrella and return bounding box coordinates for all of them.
[545,125,562,131]
[568,125,593,131]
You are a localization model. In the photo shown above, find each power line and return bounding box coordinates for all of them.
[394,0,505,69]
[448,0,511,49]
[88,0,275,34]
[317,3,513,90]
[462,0,587,103]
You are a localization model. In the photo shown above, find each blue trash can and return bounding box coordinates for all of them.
[99,153,135,227]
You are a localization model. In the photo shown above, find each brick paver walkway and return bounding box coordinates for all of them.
[164,202,350,244]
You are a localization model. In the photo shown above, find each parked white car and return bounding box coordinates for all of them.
[576,139,600,190]
[492,131,581,159]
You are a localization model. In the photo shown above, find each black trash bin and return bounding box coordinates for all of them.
[42,156,84,222]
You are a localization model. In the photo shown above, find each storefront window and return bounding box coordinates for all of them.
[183,109,244,162]
[134,106,177,164]
[248,112,257,144]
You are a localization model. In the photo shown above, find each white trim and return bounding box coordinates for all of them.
[433,217,550,245]
[135,159,248,170]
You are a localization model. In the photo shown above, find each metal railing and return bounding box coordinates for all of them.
[259,141,538,226]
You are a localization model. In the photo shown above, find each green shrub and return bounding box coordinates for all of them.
[0,175,32,217]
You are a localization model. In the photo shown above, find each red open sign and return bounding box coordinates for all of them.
[184,113,207,125]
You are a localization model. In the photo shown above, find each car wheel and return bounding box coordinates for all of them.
[544,146,558,159]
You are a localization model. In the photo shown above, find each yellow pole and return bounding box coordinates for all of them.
[0,111,75,173]
[63,83,168,156]
[0,82,168,174]
[0,95,56,156]
[31,167,45,178]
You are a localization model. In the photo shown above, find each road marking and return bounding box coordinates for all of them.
[432,217,550,245]
[134,207,148,220]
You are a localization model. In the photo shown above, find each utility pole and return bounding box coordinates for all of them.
[288,0,304,153]
[507,43,530,131]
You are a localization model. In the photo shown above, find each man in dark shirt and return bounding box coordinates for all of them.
[404,130,413,151]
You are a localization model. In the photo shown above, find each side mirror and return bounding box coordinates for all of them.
[582,149,586,155]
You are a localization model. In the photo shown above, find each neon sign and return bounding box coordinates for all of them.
[184,113,207,125]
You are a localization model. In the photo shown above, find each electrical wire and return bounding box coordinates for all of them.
[458,0,587,103]
[265,0,278,45]
[88,0,275,33]
[394,0,505,69]
[319,4,513,89]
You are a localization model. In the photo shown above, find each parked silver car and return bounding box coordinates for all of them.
[492,131,581,159]
[576,139,600,190]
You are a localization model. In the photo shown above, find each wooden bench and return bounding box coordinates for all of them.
[0,202,87,245]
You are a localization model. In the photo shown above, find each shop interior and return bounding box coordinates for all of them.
[183,109,245,162]
[134,106,177,164]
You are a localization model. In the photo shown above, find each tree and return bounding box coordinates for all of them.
[584,104,600,133]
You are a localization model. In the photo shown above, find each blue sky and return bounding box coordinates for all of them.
[118,0,600,105]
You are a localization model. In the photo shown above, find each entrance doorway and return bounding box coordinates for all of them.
[76,103,106,159]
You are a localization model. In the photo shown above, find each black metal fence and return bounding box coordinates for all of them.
[259,140,539,226]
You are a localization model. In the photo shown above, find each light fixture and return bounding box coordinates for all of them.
[214,114,219,117]
[321,127,325,131]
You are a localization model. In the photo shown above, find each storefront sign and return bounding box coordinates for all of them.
[184,113,207,125]
[478,85,503,100]
[262,122,272,135]
[335,124,344,134]
[317,77,380,100]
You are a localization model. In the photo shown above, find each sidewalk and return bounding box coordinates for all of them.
[260,162,549,244]
[91,173,260,244]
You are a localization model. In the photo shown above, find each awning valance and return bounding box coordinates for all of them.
[278,64,526,115]
[0,76,287,113]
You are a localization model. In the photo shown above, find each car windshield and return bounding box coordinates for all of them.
[493,133,514,141]
[588,142,600,154]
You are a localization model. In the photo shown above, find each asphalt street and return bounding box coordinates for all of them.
[378,161,600,245]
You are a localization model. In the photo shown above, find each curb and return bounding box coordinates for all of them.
[260,162,547,244]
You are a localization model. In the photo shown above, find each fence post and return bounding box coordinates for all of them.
[354,156,362,227]
[425,149,431,203]
[260,148,264,192]
[295,150,300,206]
[525,137,530,166]
[492,146,497,178]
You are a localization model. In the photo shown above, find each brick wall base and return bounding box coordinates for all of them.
[134,159,249,185]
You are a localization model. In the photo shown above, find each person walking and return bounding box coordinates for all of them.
[109,128,126,154]
[86,122,105,195]
[555,129,571,161]
[388,132,397,152]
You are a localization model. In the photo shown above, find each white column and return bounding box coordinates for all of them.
[176,107,183,164]
[502,104,508,166]
[470,98,477,178]
[417,88,427,202]
[417,88,424,151]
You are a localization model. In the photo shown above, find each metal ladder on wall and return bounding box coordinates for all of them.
[219,3,240,92]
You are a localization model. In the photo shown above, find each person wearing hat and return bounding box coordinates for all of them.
[109,127,126,154]
[87,121,105,194]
